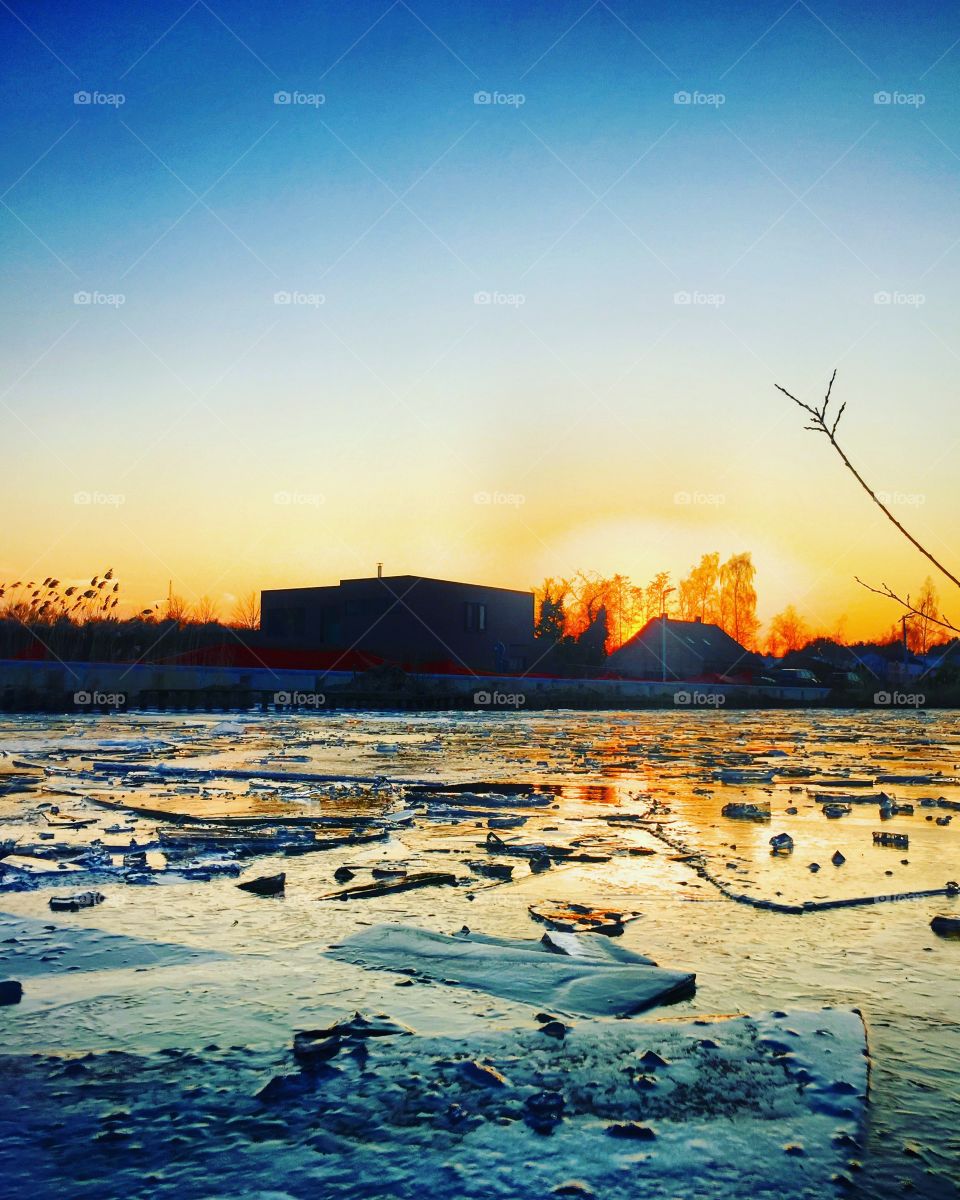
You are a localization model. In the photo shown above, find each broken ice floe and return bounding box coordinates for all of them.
[326,924,695,1017]
[0,1006,867,1200]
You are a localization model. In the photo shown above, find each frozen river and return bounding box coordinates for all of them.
[0,709,958,1199]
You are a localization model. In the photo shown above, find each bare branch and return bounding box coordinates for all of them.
[854,577,959,636]
[776,373,960,592]
[822,368,836,411]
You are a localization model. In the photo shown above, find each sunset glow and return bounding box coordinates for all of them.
[5,8,960,1199]
[2,2,958,640]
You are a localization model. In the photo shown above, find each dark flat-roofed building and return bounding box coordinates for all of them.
[260,573,536,674]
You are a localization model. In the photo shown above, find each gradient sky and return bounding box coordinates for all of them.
[2,0,959,636]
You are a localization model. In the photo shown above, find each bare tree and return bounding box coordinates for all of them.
[535,573,648,652]
[677,553,720,624]
[230,589,261,631]
[909,577,939,654]
[192,595,221,624]
[766,604,808,656]
[163,592,189,624]
[643,571,673,622]
[777,371,958,637]
[719,552,760,648]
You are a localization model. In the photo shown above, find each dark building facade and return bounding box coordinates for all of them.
[607,616,757,681]
[260,574,536,674]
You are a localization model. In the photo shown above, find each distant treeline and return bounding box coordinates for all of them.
[535,556,949,657]
[1,562,951,671]
[535,553,759,655]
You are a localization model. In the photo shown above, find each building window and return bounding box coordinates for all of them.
[464,601,487,632]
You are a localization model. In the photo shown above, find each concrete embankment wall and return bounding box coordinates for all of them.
[0,659,832,712]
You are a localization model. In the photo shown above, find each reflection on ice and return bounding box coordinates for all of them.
[0,708,958,1199]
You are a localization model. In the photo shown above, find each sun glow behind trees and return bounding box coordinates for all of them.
[534,558,949,657]
[535,552,761,654]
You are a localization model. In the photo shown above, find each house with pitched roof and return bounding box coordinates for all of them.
[607,615,758,681]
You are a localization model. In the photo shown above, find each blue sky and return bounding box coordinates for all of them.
[1,0,959,634]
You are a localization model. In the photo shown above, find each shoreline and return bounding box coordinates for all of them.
[2,655,953,711]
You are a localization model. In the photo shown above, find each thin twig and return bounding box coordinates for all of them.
[775,372,960,592]
[854,577,959,636]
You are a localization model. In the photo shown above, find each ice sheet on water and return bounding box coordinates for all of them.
[0,1007,867,1200]
[0,911,226,979]
[327,924,695,1016]
[1,733,175,757]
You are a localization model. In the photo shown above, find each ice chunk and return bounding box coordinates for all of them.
[326,924,695,1016]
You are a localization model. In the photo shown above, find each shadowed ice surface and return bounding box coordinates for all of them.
[1,708,958,1198]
